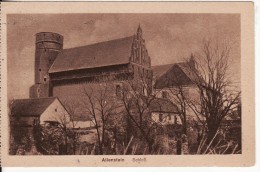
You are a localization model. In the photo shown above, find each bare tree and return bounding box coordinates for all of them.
[62,99,81,155]
[34,101,73,155]
[33,106,71,155]
[118,73,162,152]
[153,59,201,135]
[50,103,72,155]
[162,75,189,134]
[81,83,123,154]
[187,39,241,142]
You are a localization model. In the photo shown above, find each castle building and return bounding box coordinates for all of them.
[29,25,153,119]
[11,25,201,155]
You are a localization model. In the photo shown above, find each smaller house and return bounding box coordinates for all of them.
[150,98,181,125]
[152,56,201,121]
[11,97,70,128]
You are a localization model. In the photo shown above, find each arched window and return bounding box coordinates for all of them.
[159,114,163,122]
[33,118,39,126]
[37,87,40,93]
[116,84,122,98]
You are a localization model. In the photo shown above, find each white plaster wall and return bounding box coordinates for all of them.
[40,99,70,126]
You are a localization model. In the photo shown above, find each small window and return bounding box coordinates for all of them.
[168,114,171,120]
[44,77,47,82]
[37,87,40,94]
[162,91,169,99]
[174,115,178,124]
[39,69,41,72]
[33,119,39,126]
[55,108,57,112]
[159,114,163,122]
[116,84,122,98]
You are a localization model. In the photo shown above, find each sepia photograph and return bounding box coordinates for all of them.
[0,1,254,167]
[7,13,241,156]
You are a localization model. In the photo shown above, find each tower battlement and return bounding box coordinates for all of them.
[36,32,63,51]
[30,32,64,98]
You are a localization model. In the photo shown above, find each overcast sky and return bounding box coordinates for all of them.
[7,13,240,100]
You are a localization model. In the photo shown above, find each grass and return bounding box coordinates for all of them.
[195,130,241,154]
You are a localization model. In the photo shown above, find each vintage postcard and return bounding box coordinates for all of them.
[0,1,255,167]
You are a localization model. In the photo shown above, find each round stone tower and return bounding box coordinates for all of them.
[30,32,63,98]
[35,32,63,84]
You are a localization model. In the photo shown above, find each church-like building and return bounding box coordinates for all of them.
[10,24,199,124]
[15,25,198,125]
[26,26,155,121]
[30,25,152,101]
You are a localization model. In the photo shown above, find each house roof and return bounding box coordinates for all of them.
[49,36,134,73]
[176,62,201,84]
[153,61,201,89]
[12,97,57,117]
[152,64,174,79]
[150,98,178,113]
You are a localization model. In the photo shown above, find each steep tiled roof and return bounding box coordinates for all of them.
[176,62,201,84]
[12,97,57,117]
[49,36,134,73]
[150,98,178,113]
[152,64,174,79]
[153,62,201,89]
